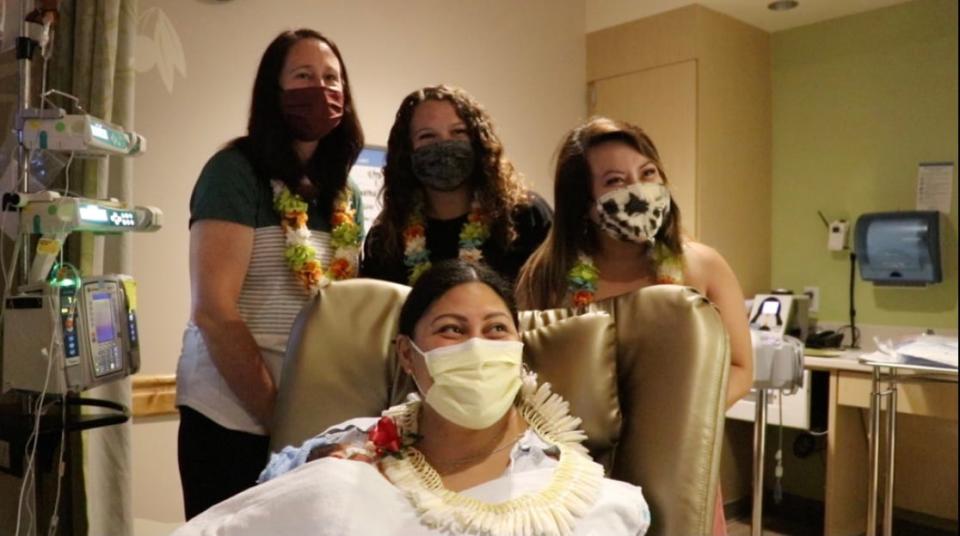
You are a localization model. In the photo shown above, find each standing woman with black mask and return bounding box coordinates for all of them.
[360,85,552,286]
[175,29,364,518]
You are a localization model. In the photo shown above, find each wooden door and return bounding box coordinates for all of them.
[590,60,698,235]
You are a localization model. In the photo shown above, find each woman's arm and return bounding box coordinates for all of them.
[190,220,277,429]
[687,243,754,408]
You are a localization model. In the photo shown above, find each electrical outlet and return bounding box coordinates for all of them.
[803,286,820,314]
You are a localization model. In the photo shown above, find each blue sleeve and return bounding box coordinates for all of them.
[258,435,337,483]
[257,417,377,483]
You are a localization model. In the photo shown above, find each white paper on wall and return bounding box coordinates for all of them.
[349,147,387,234]
[916,162,954,215]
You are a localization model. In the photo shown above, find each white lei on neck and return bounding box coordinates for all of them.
[379,374,604,536]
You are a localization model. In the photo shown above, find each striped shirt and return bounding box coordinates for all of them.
[176,147,363,434]
[239,226,332,337]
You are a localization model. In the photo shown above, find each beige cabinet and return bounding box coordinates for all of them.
[590,60,698,233]
[587,5,771,296]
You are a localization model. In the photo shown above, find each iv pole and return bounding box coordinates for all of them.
[16,0,34,284]
[751,389,768,536]
[13,0,60,286]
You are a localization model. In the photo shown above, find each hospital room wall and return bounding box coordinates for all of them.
[749,0,959,521]
[129,0,586,523]
[771,0,958,329]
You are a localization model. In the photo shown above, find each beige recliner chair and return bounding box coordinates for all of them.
[271,278,729,536]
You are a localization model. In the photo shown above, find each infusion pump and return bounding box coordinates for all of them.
[2,275,140,394]
[20,109,146,157]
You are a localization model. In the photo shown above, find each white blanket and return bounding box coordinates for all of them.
[172,457,650,536]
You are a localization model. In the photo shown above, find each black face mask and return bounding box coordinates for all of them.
[410,140,475,192]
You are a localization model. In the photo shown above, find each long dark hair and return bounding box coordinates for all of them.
[230,29,364,218]
[398,259,518,337]
[516,116,683,309]
[377,85,527,259]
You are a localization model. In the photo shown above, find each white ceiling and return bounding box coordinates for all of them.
[586,0,915,33]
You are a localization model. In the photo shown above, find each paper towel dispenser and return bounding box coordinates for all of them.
[854,211,942,286]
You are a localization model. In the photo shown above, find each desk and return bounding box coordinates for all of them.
[859,357,958,536]
[804,353,959,535]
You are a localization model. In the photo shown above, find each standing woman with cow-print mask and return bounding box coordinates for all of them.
[515,116,751,536]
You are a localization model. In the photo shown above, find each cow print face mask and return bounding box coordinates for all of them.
[595,182,671,245]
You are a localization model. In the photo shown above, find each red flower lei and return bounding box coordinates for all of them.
[368,416,403,458]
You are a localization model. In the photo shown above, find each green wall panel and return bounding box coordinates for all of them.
[772,0,958,328]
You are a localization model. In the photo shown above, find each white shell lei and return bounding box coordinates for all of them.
[379,374,604,536]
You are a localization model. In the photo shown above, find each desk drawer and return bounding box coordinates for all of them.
[836,371,958,421]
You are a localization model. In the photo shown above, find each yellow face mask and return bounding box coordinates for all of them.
[411,338,523,430]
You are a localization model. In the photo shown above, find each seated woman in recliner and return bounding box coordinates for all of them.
[173,260,650,536]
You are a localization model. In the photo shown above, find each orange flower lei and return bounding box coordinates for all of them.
[271,180,362,295]
[402,198,489,284]
[568,243,684,308]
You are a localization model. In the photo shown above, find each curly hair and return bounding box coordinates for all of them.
[516,116,684,309]
[375,85,527,259]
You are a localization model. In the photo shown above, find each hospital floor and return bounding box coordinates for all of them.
[723,484,960,536]
[726,515,819,536]
[726,512,959,536]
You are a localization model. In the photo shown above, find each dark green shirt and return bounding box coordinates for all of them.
[185,146,364,339]
[189,147,364,231]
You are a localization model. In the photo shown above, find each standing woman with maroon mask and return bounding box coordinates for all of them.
[175,29,364,518]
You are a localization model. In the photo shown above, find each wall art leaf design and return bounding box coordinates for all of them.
[134,7,185,93]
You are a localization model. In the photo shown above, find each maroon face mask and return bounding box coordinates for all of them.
[280,86,345,141]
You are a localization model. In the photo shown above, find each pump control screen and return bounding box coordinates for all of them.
[92,292,116,342]
[90,122,110,141]
[88,289,123,378]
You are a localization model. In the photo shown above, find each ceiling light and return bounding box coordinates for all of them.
[768,0,799,11]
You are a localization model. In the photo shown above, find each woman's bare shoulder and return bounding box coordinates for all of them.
[682,240,721,261]
[682,240,727,272]
[681,240,734,294]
